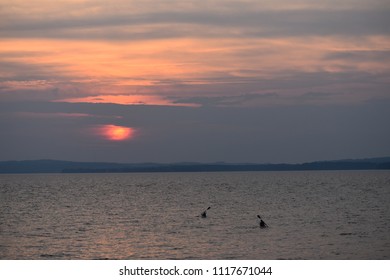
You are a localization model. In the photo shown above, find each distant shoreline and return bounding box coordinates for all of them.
[1,157,390,174]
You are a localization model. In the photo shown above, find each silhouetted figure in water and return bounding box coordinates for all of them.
[201,206,211,218]
[257,215,268,228]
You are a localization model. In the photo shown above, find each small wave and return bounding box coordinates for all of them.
[40,252,73,259]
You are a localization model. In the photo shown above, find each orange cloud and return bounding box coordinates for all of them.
[56,94,198,107]
[1,35,389,105]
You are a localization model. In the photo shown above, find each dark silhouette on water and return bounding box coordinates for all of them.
[257,215,268,228]
[201,206,211,218]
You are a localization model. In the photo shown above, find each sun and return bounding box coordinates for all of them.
[96,125,135,141]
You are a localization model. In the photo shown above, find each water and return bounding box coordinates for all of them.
[1,171,389,259]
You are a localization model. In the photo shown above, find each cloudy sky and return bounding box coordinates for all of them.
[1,0,389,163]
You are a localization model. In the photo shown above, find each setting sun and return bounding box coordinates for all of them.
[96,125,135,141]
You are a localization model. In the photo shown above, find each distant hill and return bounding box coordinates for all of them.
[0,157,389,174]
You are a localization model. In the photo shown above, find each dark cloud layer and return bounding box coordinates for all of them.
[2,8,389,40]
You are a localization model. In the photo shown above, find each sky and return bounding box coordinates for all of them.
[0,0,389,163]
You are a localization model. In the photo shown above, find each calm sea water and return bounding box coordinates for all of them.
[1,171,389,260]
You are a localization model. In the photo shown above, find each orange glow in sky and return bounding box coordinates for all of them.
[1,0,389,107]
[96,125,135,141]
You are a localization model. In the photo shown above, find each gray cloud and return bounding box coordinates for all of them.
[0,60,61,81]
[2,8,389,40]
[172,93,279,107]
[324,50,390,63]
[2,65,388,106]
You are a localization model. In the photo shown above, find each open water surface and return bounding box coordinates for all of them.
[1,171,389,259]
